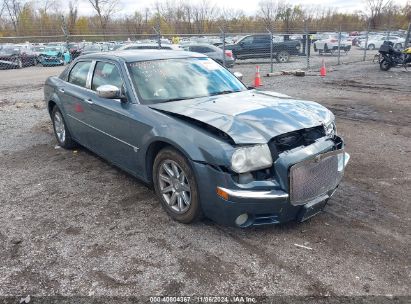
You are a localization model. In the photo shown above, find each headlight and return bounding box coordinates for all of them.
[324,120,336,136]
[231,144,273,174]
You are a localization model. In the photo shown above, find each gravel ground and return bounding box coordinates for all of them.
[0,60,410,302]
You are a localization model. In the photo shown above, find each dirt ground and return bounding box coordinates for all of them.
[0,61,410,301]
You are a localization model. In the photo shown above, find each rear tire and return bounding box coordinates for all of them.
[51,106,76,149]
[380,59,391,71]
[368,44,375,50]
[275,50,290,63]
[153,148,202,224]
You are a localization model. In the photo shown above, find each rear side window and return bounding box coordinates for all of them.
[68,61,91,88]
[254,36,270,43]
[91,61,123,91]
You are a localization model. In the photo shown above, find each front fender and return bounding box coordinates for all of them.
[138,109,235,178]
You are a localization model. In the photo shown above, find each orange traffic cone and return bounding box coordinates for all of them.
[254,65,262,87]
[320,59,327,77]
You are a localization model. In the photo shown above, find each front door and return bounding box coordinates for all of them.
[83,60,142,174]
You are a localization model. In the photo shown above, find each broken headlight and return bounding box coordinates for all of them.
[324,120,336,136]
[231,144,273,174]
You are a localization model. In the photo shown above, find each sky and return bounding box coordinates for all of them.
[76,0,409,16]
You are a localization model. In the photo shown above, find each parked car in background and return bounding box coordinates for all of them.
[359,36,406,50]
[225,34,301,62]
[183,43,235,67]
[33,45,46,57]
[118,43,183,51]
[313,33,351,54]
[44,50,349,227]
[80,44,109,56]
[0,44,37,69]
[68,43,82,60]
[38,46,71,66]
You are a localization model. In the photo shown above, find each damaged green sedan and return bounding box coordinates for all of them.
[44,50,349,227]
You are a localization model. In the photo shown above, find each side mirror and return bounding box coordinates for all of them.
[233,71,243,81]
[96,85,120,99]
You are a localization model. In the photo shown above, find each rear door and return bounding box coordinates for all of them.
[57,60,94,146]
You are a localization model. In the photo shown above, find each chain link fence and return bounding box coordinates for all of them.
[1,23,410,75]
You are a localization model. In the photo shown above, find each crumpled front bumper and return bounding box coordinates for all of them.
[193,136,349,227]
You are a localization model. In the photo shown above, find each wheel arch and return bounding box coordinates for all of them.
[48,100,57,115]
[144,139,194,184]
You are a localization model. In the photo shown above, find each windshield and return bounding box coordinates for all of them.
[127,57,246,104]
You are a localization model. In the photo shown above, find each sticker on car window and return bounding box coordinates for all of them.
[197,58,219,70]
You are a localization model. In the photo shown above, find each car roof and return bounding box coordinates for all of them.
[79,50,205,62]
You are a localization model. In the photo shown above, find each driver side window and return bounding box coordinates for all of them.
[241,36,254,45]
[91,61,123,91]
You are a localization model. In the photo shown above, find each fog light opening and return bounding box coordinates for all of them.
[235,213,249,226]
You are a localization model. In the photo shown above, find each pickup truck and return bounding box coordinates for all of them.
[224,34,301,62]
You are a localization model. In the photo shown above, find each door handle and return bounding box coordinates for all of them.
[83,98,94,105]
[58,88,65,93]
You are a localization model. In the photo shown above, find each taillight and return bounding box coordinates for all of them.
[225,50,233,58]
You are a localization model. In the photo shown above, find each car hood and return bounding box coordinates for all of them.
[149,90,334,144]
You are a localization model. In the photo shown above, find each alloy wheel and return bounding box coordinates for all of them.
[53,111,66,144]
[277,51,289,63]
[158,160,191,214]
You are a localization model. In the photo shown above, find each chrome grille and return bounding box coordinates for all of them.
[289,150,345,205]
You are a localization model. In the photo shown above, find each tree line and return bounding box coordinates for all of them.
[0,0,410,38]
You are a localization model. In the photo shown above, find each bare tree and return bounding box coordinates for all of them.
[192,0,216,33]
[3,0,22,33]
[38,0,59,15]
[67,0,78,33]
[87,0,121,34]
[364,0,392,28]
[258,0,279,31]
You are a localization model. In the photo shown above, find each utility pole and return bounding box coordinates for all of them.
[363,20,371,61]
[153,25,161,49]
[405,23,411,49]
[219,27,226,67]
[61,15,69,49]
[267,28,274,73]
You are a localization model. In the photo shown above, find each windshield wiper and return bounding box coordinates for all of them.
[209,90,239,96]
[160,97,187,103]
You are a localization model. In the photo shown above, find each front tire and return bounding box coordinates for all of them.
[51,106,76,149]
[153,148,202,224]
[380,59,391,71]
[368,44,375,50]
